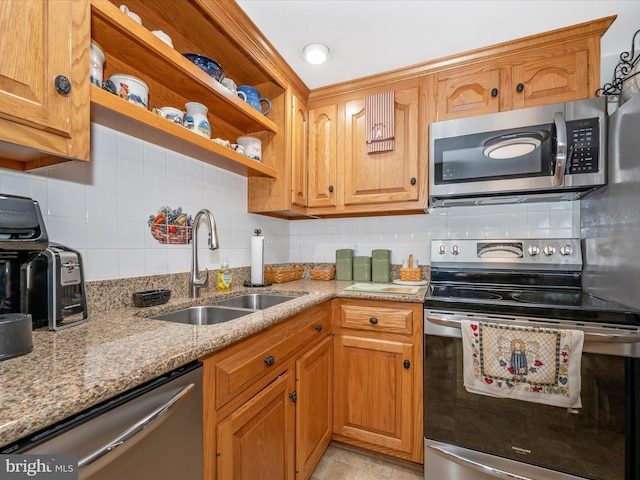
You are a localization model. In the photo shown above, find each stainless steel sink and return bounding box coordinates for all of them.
[150,294,298,325]
[151,306,251,325]
[210,293,297,310]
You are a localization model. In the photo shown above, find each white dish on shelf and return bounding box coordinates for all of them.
[393,279,428,286]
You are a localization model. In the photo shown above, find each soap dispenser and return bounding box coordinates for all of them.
[217,259,232,292]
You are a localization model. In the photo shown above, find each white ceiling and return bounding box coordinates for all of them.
[236,0,640,90]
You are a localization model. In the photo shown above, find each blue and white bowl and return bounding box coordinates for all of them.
[182,53,225,82]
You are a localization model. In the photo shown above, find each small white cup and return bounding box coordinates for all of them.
[151,30,173,48]
[119,5,142,25]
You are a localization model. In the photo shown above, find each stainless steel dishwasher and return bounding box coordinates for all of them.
[2,361,203,480]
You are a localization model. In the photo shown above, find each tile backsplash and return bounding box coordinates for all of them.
[0,124,579,281]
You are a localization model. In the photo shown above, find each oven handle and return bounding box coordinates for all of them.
[552,111,567,187]
[428,444,534,480]
[427,315,640,344]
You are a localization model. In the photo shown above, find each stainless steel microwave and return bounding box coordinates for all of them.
[428,96,607,208]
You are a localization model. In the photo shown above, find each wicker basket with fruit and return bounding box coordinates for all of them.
[148,206,193,244]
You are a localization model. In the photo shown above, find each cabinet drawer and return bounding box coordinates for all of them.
[214,304,330,410]
[338,302,413,335]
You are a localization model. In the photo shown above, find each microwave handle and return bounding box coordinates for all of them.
[552,112,567,186]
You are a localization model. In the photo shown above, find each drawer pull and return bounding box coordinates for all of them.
[264,355,275,367]
[369,317,378,325]
[315,324,323,332]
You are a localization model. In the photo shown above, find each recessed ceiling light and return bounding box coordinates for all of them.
[303,43,330,65]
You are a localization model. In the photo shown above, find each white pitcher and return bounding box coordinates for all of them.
[184,102,211,139]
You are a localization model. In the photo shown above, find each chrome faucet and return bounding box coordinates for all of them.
[190,209,219,298]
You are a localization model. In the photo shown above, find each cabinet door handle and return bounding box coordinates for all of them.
[490,88,499,97]
[369,317,378,325]
[328,185,334,193]
[410,177,416,185]
[55,75,72,95]
[264,355,275,367]
[403,360,411,369]
[289,391,297,403]
[315,324,323,332]
[516,83,524,92]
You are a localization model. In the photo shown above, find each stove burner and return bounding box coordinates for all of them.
[510,291,582,306]
[432,287,503,301]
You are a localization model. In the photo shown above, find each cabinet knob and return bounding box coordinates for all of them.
[490,88,499,97]
[264,355,275,367]
[410,177,416,185]
[55,75,71,95]
[369,317,378,325]
[289,391,297,403]
[315,324,323,332]
[516,83,524,92]
[403,359,411,369]
[328,185,334,193]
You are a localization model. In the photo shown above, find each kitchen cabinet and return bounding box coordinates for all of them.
[344,86,419,205]
[332,299,423,464]
[202,302,332,480]
[303,80,427,215]
[307,104,338,208]
[89,0,303,179]
[0,0,90,170]
[434,40,595,121]
[291,93,309,207]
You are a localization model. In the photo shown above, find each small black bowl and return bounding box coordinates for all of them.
[182,53,225,82]
[132,289,171,308]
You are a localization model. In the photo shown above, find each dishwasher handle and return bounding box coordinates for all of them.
[78,383,195,475]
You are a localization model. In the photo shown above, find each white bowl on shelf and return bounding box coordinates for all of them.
[109,74,149,110]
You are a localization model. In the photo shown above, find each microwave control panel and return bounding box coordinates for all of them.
[567,117,599,174]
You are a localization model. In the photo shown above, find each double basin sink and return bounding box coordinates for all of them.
[150,293,298,325]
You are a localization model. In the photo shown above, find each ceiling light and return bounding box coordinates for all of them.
[303,43,330,65]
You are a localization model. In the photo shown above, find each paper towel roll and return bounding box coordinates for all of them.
[251,234,264,285]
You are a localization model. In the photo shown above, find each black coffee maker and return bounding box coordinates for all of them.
[0,194,48,360]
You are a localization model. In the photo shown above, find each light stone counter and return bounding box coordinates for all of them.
[0,279,426,449]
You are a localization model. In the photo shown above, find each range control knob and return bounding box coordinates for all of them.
[527,245,540,256]
[438,245,446,255]
[560,244,573,256]
[543,245,557,256]
[452,245,460,255]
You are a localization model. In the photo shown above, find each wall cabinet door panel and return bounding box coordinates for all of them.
[307,104,338,207]
[344,87,420,205]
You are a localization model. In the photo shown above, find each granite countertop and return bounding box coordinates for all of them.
[0,279,427,449]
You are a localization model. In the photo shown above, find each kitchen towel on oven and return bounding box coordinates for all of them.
[461,320,584,409]
[365,91,395,153]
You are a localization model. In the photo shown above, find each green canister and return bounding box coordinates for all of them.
[371,249,391,282]
[353,256,372,281]
[335,249,354,280]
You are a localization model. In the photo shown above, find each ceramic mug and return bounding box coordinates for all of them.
[221,78,247,102]
[119,5,142,24]
[237,85,271,115]
[184,102,211,138]
[151,30,173,48]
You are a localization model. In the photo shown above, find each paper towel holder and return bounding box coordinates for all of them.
[244,228,272,288]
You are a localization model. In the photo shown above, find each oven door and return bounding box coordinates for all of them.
[424,312,640,480]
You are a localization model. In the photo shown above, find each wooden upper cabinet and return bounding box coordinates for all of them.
[307,104,338,208]
[291,93,308,207]
[344,87,420,205]
[0,0,90,170]
[435,41,596,121]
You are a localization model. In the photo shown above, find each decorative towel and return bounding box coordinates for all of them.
[461,320,584,409]
[365,91,395,153]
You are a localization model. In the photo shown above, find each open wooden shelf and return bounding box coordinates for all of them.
[91,86,277,178]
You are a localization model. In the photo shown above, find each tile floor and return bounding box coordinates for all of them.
[311,443,423,480]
